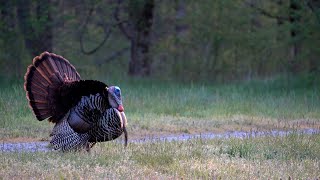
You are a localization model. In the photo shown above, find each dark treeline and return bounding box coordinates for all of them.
[0,0,319,82]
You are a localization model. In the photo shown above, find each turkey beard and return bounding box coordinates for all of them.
[119,111,128,146]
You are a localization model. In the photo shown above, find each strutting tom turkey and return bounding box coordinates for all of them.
[24,52,128,151]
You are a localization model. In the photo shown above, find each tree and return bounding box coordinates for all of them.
[0,0,53,78]
[307,0,320,73]
[0,1,22,77]
[80,0,155,77]
[113,0,155,76]
[307,0,320,24]
[248,0,305,73]
[288,0,302,73]
[128,0,154,76]
[17,0,53,57]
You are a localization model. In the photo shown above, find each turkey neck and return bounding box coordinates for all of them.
[88,109,125,142]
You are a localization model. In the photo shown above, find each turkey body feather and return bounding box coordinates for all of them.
[24,52,128,151]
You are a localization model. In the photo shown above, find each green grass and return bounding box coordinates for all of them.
[0,132,319,179]
[113,75,320,135]
[0,77,319,140]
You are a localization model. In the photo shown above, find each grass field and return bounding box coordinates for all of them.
[0,77,319,179]
[1,133,319,179]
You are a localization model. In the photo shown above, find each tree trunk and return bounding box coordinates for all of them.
[127,0,154,77]
[307,0,320,73]
[36,0,53,54]
[288,0,302,73]
[17,0,53,57]
[0,1,22,77]
[129,30,152,76]
[248,0,262,76]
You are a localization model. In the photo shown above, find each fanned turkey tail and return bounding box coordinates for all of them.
[24,52,81,122]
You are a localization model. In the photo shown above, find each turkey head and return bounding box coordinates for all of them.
[106,86,124,112]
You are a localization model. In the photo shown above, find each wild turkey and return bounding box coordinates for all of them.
[24,52,128,151]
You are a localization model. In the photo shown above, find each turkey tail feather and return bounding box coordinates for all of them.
[24,52,81,121]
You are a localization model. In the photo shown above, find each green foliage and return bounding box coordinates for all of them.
[152,0,320,81]
[129,0,146,25]
[0,0,319,81]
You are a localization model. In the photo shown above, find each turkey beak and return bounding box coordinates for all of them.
[120,112,128,147]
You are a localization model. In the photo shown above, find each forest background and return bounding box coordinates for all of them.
[0,0,319,84]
